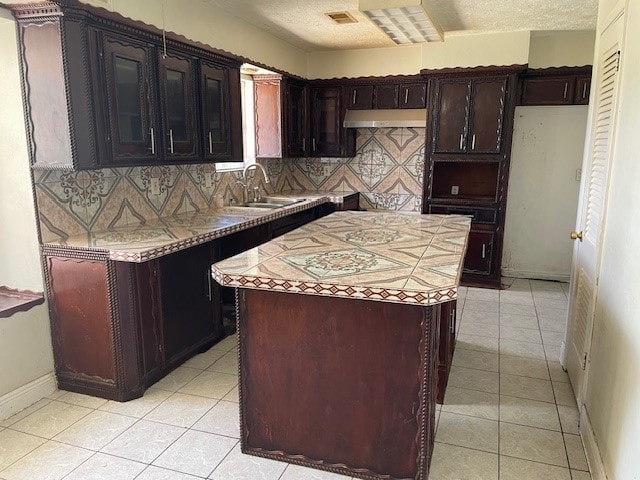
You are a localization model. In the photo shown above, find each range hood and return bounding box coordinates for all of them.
[343,109,427,128]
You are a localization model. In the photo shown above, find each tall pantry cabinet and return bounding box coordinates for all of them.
[422,67,522,287]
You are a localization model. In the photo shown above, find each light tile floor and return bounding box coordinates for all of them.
[0,279,590,480]
[430,278,590,480]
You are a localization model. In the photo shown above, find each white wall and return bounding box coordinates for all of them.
[421,31,530,70]
[502,106,588,280]
[0,9,55,415]
[308,30,531,79]
[528,31,596,68]
[581,0,640,478]
[308,44,422,79]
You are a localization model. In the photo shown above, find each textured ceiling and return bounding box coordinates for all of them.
[208,0,598,52]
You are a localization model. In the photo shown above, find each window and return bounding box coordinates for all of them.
[215,73,255,172]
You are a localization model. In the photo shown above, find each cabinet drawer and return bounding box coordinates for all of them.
[427,205,497,224]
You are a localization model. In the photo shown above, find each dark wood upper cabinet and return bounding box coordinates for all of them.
[518,67,592,106]
[469,78,507,154]
[102,34,161,165]
[14,11,101,169]
[310,86,342,157]
[201,62,228,158]
[159,51,199,160]
[434,81,471,153]
[201,61,242,161]
[310,86,355,157]
[521,76,575,105]
[433,77,506,154]
[374,84,400,109]
[345,85,374,110]
[350,81,426,110]
[253,75,309,159]
[399,83,427,108]
[10,1,243,169]
[285,81,309,157]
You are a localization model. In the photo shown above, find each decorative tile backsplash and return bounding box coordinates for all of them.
[33,128,425,243]
[283,128,425,212]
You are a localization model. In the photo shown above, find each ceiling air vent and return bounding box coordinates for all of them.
[325,11,358,24]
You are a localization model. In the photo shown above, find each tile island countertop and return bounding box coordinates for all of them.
[212,211,471,306]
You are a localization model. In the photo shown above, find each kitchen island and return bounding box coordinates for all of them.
[212,211,471,480]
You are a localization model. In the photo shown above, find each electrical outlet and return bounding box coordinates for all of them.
[451,185,459,195]
[323,165,330,176]
[150,178,160,195]
[576,169,582,182]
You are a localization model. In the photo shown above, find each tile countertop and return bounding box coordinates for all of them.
[41,193,349,263]
[212,211,472,306]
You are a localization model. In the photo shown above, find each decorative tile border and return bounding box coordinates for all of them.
[212,270,459,306]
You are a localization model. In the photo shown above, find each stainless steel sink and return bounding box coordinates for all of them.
[238,197,305,209]
[239,202,282,209]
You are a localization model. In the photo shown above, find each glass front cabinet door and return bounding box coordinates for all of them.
[201,61,231,159]
[102,33,161,165]
[159,51,199,160]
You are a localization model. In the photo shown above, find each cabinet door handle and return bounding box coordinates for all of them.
[208,131,213,154]
[312,138,316,152]
[583,82,588,99]
[471,134,476,150]
[482,243,486,259]
[206,268,212,301]
[149,127,155,155]
[449,309,456,334]
[169,129,174,154]
[302,137,306,151]
[404,88,409,104]
[459,133,464,150]
[352,89,357,105]
[563,82,568,99]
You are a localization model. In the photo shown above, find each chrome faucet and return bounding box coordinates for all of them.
[237,163,270,203]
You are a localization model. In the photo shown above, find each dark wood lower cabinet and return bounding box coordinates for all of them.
[158,244,222,364]
[42,202,360,401]
[44,243,223,401]
[436,301,457,404]
[238,288,439,480]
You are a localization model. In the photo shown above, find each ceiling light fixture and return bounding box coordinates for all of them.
[359,0,443,44]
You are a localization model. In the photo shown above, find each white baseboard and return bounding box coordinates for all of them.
[580,405,608,480]
[0,373,56,421]
[501,269,570,282]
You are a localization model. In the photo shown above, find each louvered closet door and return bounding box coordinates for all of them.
[565,15,623,405]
